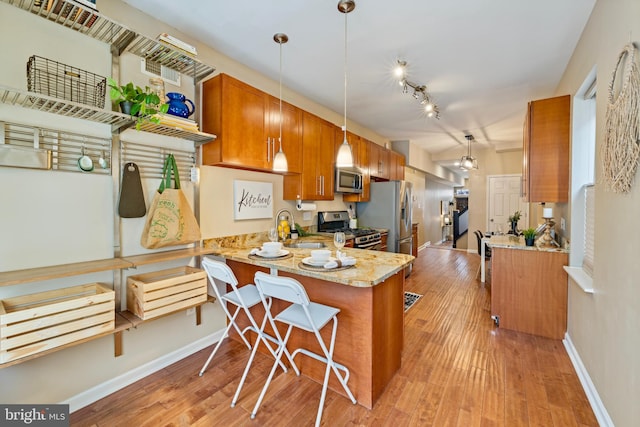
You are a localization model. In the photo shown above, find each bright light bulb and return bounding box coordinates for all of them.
[336,138,353,168]
[424,103,434,112]
[427,111,434,118]
[394,61,406,79]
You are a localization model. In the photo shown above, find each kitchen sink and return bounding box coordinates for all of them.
[284,242,326,249]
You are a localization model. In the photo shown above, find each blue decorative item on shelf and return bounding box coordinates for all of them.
[165,92,195,118]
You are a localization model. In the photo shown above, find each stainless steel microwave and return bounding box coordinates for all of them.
[335,168,363,193]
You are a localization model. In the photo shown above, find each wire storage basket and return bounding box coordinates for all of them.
[26,55,107,108]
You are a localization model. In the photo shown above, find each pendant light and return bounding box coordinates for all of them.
[336,0,355,168]
[460,134,478,170]
[272,33,289,172]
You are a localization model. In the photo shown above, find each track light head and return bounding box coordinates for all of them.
[394,60,439,119]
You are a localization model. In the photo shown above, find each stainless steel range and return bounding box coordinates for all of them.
[317,211,382,250]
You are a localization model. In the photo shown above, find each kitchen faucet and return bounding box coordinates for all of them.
[275,209,295,242]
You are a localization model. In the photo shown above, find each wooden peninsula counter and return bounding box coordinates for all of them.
[204,234,414,409]
[484,235,569,339]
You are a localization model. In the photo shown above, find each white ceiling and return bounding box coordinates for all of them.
[123,0,595,176]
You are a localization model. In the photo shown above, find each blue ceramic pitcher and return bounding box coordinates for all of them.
[165,92,195,118]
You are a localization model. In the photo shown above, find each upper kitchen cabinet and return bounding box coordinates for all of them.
[369,141,390,180]
[341,133,371,202]
[389,150,405,181]
[201,73,301,173]
[283,111,335,200]
[522,95,570,202]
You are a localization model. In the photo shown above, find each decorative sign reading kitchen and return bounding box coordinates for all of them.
[233,180,273,220]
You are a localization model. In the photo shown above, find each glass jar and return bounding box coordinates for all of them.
[148,77,165,104]
[278,215,290,240]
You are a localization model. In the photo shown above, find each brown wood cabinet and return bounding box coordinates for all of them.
[380,232,388,252]
[389,150,406,181]
[491,247,568,339]
[369,142,390,180]
[201,73,302,173]
[411,224,418,258]
[522,94,570,202]
[341,132,371,202]
[283,111,335,200]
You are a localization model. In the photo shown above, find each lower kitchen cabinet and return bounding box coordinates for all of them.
[490,247,568,339]
[412,224,418,258]
[380,232,388,252]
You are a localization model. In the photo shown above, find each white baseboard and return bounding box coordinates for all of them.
[64,329,224,413]
[563,333,613,427]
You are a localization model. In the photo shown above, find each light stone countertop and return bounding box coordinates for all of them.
[485,234,569,253]
[203,233,414,288]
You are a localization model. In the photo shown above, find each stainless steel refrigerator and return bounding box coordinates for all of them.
[356,181,413,257]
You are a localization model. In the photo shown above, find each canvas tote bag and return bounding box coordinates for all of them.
[141,154,201,249]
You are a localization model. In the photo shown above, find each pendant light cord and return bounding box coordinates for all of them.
[278,43,282,151]
[343,9,348,141]
[279,41,283,149]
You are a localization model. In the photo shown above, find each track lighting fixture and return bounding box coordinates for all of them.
[395,59,440,119]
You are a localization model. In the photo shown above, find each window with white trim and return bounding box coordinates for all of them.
[569,71,596,276]
[583,184,595,275]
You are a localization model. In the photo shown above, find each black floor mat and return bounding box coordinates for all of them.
[404,291,423,312]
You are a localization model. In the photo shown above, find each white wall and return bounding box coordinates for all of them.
[554,0,640,425]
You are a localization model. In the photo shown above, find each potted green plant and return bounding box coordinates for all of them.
[508,210,522,234]
[522,227,537,246]
[108,78,169,129]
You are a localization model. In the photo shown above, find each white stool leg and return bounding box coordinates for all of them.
[232,299,295,407]
[231,326,264,407]
[250,325,293,419]
[199,305,249,376]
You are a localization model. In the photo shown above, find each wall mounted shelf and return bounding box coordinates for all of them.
[2,0,215,83]
[0,247,220,288]
[135,121,216,145]
[0,85,216,143]
[0,85,132,130]
[0,297,215,369]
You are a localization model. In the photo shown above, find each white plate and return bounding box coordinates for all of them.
[257,249,289,258]
[302,256,336,267]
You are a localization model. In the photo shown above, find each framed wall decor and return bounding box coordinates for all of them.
[233,180,273,220]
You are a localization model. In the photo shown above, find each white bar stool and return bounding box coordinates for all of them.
[250,271,357,427]
[198,258,293,382]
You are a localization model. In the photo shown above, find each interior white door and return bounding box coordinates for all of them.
[488,175,528,233]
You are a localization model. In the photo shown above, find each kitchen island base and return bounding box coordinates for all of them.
[226,260,404,409]
[491,247,568,339]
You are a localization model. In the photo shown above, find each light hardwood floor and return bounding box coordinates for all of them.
[71,247,597,426]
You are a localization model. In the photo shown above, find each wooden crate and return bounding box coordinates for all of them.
[0,283,115,364]
[127,266,207,320]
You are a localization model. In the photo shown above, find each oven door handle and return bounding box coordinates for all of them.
[356,240,382,249]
